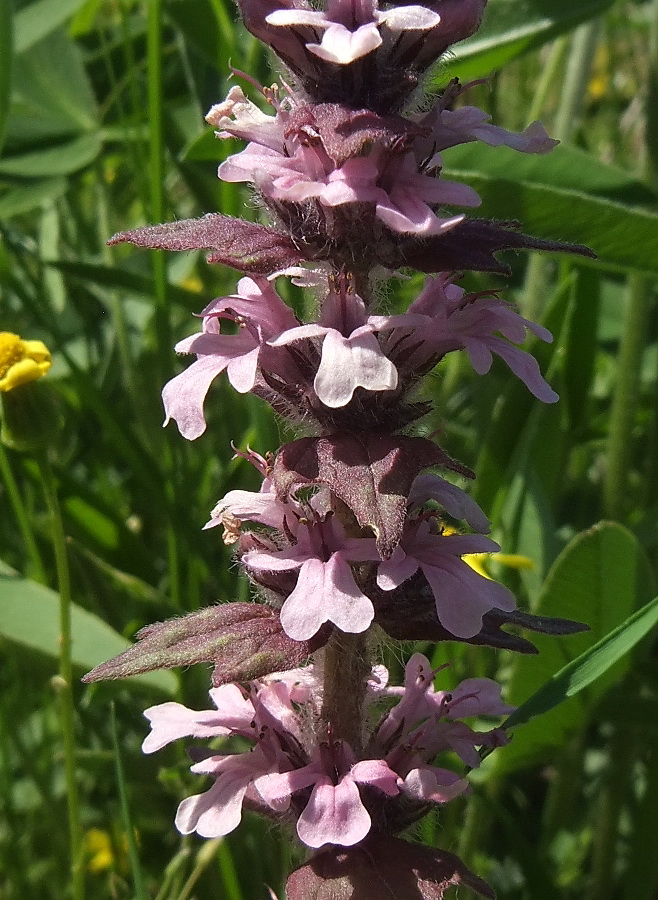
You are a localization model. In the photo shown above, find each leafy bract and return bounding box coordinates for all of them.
[83,604,326,687]
[273,434,470,557]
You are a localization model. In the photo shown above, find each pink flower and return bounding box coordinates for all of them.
[142,680,301,839]
[243,515,379,640]
[408,472,491,533]
[206,86,285,148]
[236,0,487,113]
[399,765,467,803]
[421,99,558,155]
[385,275,558,403]
[141,661,512,846]
[142,683,255,753]
[204,477,287,535]
[255,740,400,847]
[271,281,399,407]
[175,747,278,838]
[369,148,479,234]
[376,653,513,775]
[264,0,441,66]
[376,521,516,638]
[376,653,511,744]
[216,87,481,236]
[162,276,299,439]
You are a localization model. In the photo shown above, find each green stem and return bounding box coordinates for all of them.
[0,442,46,582]
[39,456,84,900]
[648,0,658,189]
[147,0,169,373]
[522,22,600,322]
[110,704,147,900]
[526,37,568,126]
[603,274,652,520]
[457,782,498,865]
[147,0,182,609]
[552,22,600,144]
[586,726,633,900]
[540,731,585,851]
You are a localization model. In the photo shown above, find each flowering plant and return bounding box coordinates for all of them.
[85,0,594,896]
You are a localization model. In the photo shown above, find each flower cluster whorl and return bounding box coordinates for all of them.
[143,655,512,847]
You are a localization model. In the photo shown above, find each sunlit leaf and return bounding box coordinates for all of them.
[0,560,176,694]
[444,144,658,275]
[505,593,658,729]
[443,0,615,79]
[9,27,97,143]
[490,522,655,773]
[14,0,88,54]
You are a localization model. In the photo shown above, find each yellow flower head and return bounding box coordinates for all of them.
[84,827,131,874]
[0,332,52,392]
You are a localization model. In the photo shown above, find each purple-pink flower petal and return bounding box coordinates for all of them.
[297,776,372,848]
[280,554,375,640]
[175,755,262,838]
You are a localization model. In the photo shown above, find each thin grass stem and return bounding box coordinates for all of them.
[0,442,46,582]
[522,21,600,322]
[39,455,84,900]
[110,704,148,900]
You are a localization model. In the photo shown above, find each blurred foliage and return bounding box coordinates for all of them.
[1,0,658,898]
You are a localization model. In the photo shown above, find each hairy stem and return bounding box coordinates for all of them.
[321,631,371,754]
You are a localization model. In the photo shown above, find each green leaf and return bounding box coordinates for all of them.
[0,132,101,176]
[0,177,67,217]
[15,0,88,54]
[491,522,655,773]
[505,593,658,729]
[0,0,12,156]
[166,0,232,71]
[443,0,615,79]
[9,27,97,144]
[110,705,149,900]
[46,259,203,310]
[443,144,658,276]
[0,560,176,694]
[561,267,601,433]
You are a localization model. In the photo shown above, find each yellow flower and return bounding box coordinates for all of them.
[466,550,535,579]
[0,332,51,392]
[443,526,535,578]
[84,827,131,874]
[84,828,114,873]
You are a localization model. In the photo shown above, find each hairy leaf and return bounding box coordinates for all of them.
[273,434,470,557]
[83,604,326,686]
[108,214,304,276]
[286,835,495,900]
